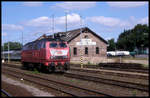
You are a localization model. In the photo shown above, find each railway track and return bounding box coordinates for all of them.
[3,61,149,73]
[1,89,12,97]
[2,66,111,97]
[99,67,149,74]
[3,63,148,80]
[3,63,149,92]
[71,64,149,74]
[70,67,149,80]
[65,71,148,92]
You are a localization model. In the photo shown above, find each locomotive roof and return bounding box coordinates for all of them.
[24,37,65,46]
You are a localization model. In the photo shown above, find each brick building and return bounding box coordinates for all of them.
[39,27,108,64]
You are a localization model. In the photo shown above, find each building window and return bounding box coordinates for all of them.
[96,47,99,54]
[84,35,88,38]
[73,47,77,55]
[85,47,88,55]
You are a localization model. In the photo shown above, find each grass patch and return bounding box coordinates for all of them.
[31,68,40,74]
[141,64,149,68]
[24,68,40,74]
[108,56,148,60]
[132,90,137,96]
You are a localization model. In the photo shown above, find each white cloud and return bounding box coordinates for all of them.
[2,32,7,36]
[25,16,50,27]
[106,37,113,40]
[86,16,130,27]
[138,17,148,24]
[86,15,148,29]
[51,2,96,10]
[56,13,81,25]
[23,2,43,7]
[107,2,147,8]
[2,24,24,31]
[24,13,81,27]
[32,28,62,36]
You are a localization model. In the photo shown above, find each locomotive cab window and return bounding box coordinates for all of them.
[28,44,33,50]
[59,42,67,48]
[32,43,37,50]
[41,41,45,48]
[37,41,42,50]
[50,43,57,48]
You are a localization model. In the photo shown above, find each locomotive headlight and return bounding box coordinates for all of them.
[50,56,55,59]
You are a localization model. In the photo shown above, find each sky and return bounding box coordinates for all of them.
[2,1,149,45]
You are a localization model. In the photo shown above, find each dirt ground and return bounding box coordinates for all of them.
[106,58,149,66]
[1,74,54,97]
[2,81,33,97]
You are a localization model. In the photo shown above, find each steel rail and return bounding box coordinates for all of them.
[64,71,148,92]
[3,63,148,91]
[3,62,148,73]
[70,67,148,80]
[1,89,12,97]
[3,63,148,80]
[2,67,112,97]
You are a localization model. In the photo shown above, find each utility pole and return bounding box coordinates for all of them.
[80,15,83,68]
[3,44,4,58]
[65,11,67,32]
[22,32,23,47]
[2,43,5,63]
[52,14,54,33]
[8,42,10,63]
[141,44,144,54]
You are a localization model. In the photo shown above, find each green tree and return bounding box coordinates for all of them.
[3,42,22,51]
[107,38,116,51]
[116,24,149,52]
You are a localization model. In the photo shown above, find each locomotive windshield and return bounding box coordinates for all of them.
[59,42,67,48]
[50,43,58,48]
[50,42,67,48]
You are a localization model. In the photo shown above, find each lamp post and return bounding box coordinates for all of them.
[80,15,83,68]
[22,32,23,48]
[2,43,5,63]
[141,44,144,54]
[65,11,67,32]
[8,42,10,63]
[52,14,54,33]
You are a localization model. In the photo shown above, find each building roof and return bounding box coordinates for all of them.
[37,27,108,44]
[56,27,108,44]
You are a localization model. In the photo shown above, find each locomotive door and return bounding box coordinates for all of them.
[32,41,41,63]
[36,41,42,62]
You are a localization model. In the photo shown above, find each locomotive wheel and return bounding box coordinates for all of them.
[48,66,55,73]
[21,62,26,70]
[59,66,65,73]
[23,63,29,70]
[37,64,41,72]
[29,64,34,71]
[37,64,43,72]
[64,63,70,71]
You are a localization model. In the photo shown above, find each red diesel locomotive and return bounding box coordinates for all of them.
[21,35,70,72]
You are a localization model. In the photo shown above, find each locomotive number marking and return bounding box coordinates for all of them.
[57,51,62,54]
